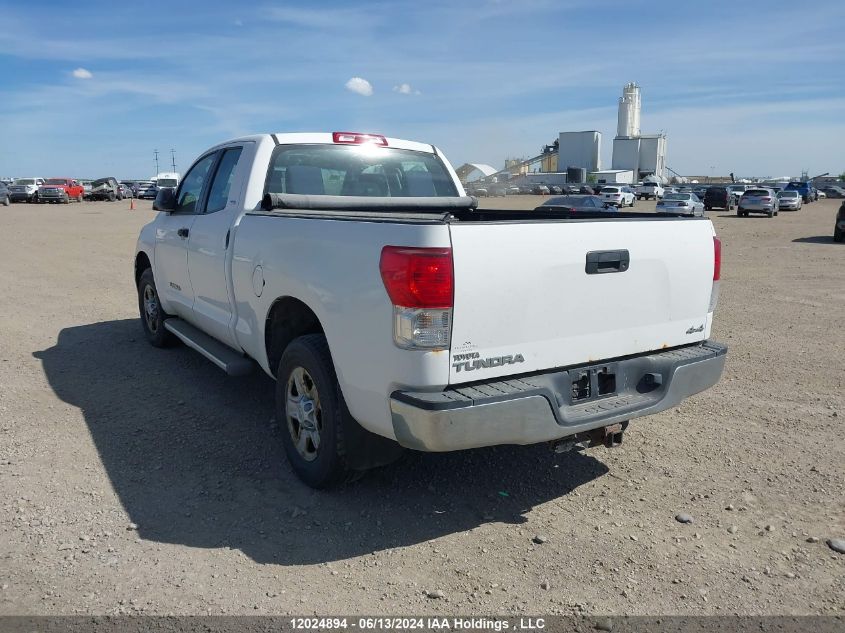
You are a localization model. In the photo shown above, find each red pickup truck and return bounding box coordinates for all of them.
[38,178,84,203]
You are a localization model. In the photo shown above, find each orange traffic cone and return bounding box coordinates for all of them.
[129,197,135,211]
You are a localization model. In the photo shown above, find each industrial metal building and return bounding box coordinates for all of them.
[557,131,601,172]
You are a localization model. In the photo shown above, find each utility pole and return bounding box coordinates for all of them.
[153,149,160,176]
[170,149,176,173]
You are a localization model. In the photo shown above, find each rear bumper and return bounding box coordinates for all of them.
[390,341,727,451]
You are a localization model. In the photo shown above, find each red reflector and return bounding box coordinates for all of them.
[332,132,388,146]
[713,236,721,281]
[379,246,453,309]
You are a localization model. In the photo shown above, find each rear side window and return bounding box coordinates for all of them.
[264,145,458,197]
[205,147,243,213]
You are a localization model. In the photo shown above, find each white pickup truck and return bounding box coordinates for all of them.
[134,132,727,488]
[635,182,665,200]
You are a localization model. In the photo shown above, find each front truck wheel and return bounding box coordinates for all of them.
[276,334,402,488]
[137,268,177,347]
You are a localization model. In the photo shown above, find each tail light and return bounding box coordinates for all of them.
[380,246,453,350]
[710,236,721,312]
[677,201,688,207]
[761,197,771,201]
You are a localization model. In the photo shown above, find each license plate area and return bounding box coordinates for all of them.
[569,362,618,404]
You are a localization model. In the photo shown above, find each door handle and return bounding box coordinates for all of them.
[585,250,630,274]
[177,227,190,239]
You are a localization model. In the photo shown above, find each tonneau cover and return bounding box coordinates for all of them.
[261,193,477,212]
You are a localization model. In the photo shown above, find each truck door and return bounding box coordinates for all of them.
[185,144,249,347]
[154,151,218,319]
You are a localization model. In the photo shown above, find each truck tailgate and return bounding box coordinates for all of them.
[448,218,716,384]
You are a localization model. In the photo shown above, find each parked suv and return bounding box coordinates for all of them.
[703,186,733,211]
[8,177,45,202]
[89,177,122,201]
[0,181,9,206]
[738,188,779,217]
[600,185,636,207]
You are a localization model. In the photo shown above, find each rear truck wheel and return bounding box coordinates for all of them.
[834,228,843,242]
[276,334,402,489]
[137,268,177,348]
[76,194,83,202]
[109,192,116,202]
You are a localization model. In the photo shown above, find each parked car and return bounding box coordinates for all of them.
[776,190,802,211]
[703,186,734,211]
[657,193,705,216]
[579,185,595,195]
[821,186,845,199]
[77,179,93,200]
[635,182,664,200]
[139,182,159,199]
[135,131,726,488]
[89,177,122,201]
[738,188,779,217]
[727,184,747,204]
[817,190,826,199]
[120,181,138,197]
[472,187,488,197]
[38,178,84,203]
[785,181,814,203]
[119,183,134,199]
[0,180,9,206]
[548,185,562,195]
[600,185,636,207]
[8,177,45,202]
[532,184,550,195]
[488,185,507,197]
[537,195,617,212]
[834,201,845,242]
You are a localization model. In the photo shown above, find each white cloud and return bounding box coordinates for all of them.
[345,77,373,97]
[393,83,420,95]
[72,67,93,79]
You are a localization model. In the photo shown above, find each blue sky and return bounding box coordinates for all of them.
[1,0,843,179]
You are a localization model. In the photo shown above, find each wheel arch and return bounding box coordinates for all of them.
[264,296,325,377]
[134,251,152,286]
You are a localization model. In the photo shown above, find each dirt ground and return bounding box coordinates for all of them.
[0,195,842,616]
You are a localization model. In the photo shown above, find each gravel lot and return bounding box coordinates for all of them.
[0,196,842,616]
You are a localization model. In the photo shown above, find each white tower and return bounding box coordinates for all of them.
[616,82,641,138]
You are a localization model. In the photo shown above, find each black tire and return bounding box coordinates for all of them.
[275,334,402,488]
[276,334,352,488]
[2,195,8,207]
[767,210,774,218]
[109,192,116,202]
[737,208,743,217]
[76,194,83,202]
[137,268,177,348]
[834,228,843,242]
[63,193,70,204]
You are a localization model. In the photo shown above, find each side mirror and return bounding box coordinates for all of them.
[153,187,177,212]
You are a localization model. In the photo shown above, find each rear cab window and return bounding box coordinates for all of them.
[264,145,458,198]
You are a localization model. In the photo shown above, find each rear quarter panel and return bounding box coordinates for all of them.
[231,214,452,439]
